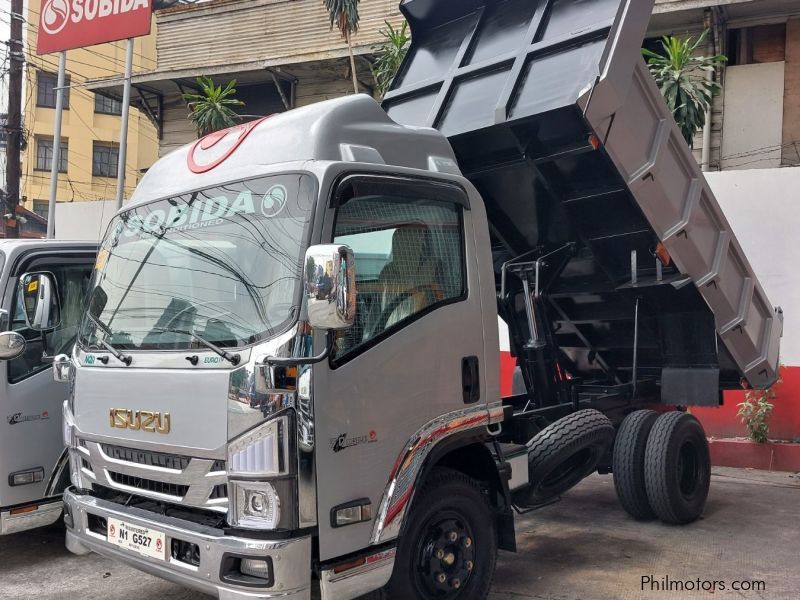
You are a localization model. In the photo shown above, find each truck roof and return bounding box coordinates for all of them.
[126,95,459,211]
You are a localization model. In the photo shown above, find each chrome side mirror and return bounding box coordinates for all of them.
[18,272,61,331]
[53,354,74,383]
[303,244,356,330]
[0,331,26,360]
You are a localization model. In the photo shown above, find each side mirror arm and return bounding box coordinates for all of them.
[262,332,332,368]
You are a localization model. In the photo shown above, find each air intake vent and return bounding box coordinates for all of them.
[109,472,189,498]
[101,444,191,470]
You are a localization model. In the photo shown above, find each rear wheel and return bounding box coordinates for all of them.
[383,468,497,600]
[526,409,615,504]
[613,410,659,520]
[644,412,711,524]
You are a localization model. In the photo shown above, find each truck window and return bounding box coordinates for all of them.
[9,263,93,383]
[333,192,465,358]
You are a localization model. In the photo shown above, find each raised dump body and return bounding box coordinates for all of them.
[384,0,782,398]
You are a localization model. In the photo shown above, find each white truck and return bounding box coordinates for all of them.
[0,240,96,535]
[41,0,782,598]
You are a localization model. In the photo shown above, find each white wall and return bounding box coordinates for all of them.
[54,201,117,241]
[706,167,800,364]
[721,63,786,170]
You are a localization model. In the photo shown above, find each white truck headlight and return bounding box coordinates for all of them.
[227,416,297,530]
[230,481,281,529]
[62,400,75,448]
[228,416,289,477]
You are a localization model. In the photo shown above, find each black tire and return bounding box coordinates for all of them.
[644,412,711,524]
[526,409,615,504]
[613,410,659,520]
[383,468,497,600]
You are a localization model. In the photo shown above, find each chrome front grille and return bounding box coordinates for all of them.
[75,440,228,512]
[108,472,190,498]
[101,444,191,470]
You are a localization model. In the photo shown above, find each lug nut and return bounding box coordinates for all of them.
[466,560,474,571]
[435,549,445,560]
[451,578,461,589]
[448,531,458,542]
[463,536,473,548]
[436,572,447,584]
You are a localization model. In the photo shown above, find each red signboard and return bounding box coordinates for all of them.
[37,0,152,55]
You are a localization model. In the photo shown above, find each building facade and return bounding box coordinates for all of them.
[652,0,800,170]
[88,0,404,157]
[21,1,159,222]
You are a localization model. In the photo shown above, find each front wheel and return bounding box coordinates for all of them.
[383,468,497,599]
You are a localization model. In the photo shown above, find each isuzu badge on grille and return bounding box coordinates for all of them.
[109,409,170,434]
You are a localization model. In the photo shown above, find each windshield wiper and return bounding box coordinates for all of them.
[85,312,133,366]
[152,326,241,366]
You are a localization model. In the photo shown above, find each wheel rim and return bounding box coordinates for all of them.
[413,512,476,598]
[677,439,701,498]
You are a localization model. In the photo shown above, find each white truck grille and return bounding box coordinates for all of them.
[76,440,228,512]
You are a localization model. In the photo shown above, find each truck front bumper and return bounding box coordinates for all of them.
[63,488,312,599]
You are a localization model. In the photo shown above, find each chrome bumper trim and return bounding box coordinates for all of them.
[0,500,63,535]
[64,488,311,600]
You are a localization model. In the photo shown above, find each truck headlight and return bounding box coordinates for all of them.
[227,416,297,530]
[228,416,289,477]
[230,481,281,529]
[62,400,75,448]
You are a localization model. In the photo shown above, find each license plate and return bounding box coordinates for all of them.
[107,518,166,561]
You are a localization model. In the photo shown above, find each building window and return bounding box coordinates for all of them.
[728,24,786,65]
[92,142,120,177]
[35,137,68,172]
[95,93,122,115]
[36,71,70,109]
[33,201,49,219]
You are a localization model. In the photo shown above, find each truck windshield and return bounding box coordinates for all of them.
[79,173,314,351]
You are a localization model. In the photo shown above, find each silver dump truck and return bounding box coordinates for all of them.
[0,240,96,535]
[48,0,782,598]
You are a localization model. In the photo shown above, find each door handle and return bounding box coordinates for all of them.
[462,356,480,404]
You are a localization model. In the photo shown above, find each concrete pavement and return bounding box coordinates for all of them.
[1,467,797,599]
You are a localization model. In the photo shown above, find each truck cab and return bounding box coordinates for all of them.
[57,97,502,598]
[0,240,96,535]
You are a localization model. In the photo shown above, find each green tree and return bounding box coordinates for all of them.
[642,31,726,148]
[324,0,361,95]
[371,20,410,98]
[182,76,245,137]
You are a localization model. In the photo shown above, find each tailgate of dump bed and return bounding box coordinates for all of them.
[384,0,781,391]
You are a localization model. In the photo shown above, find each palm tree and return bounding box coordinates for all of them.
[371,20,410,98]
[324,0,361,95]
[182,76,245,137]
[642,31,726,148]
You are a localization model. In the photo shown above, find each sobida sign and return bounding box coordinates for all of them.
[37,0,152,55]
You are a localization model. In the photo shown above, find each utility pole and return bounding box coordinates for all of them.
[5,0,25,239]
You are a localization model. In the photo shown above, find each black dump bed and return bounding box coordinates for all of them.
[384,0,782,402]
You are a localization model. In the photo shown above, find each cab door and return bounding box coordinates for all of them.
[314,175,493,560]
[0,249,95,509]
